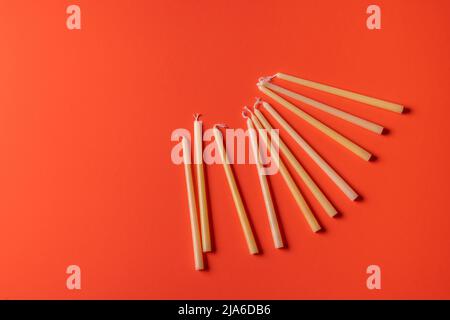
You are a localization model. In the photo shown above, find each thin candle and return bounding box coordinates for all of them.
[244,111,283,248]
[181,136,204,270]
[213,125,259,254]
[276,72,404,113]
[253,104,337,217]
[257,83,372,161]
[250,116,321,233]
[259,100,359,201]
[262,81,384,134]
[194,114,211,252]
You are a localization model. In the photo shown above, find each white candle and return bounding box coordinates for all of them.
[213,125,259,254]
[194,115,211,252]
[259,100,359,201]
[258,83,373,161]
[276,72,404,113]
[245,113,283,248]
[262,81,384,134]
[253,107,337,217]
[182,136,204,270]
[249,116,321,233]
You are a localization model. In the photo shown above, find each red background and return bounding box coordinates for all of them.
[0,0,449,299]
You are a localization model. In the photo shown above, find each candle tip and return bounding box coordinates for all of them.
[242,106,253,119]
[193,113,201,121]
[258,74,276,86]
[253,97,262,110]
[242,108,250,119]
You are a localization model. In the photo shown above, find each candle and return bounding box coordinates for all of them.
[249,116,321,233]
[194,114,211,252]
[244,111,284,248]
[262,81,384,134]
[259,100,359,201]
[181,136,204,270]
[257,83,372,161]
[252,106,337,217]
[213,125,259,254]
[276,72,404,114]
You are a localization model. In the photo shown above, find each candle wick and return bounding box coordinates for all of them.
[193,113,201,121]
[242,107,252,119]
[253,97,263,110]
[258,74,276,85]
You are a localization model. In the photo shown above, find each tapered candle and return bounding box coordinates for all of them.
[213,125,258,254]
[257,83,372,161]
[250,116,321,233]
[194,114,211,252]
[262,81,384,134]
[259,100,359,201]
[244,111,283,248]
[181,136,204,270]
[276,72,404,113]
[253,105,337,217]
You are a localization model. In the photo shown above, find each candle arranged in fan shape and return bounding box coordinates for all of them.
[244,111,283,248]
[213,125,259,254]
[259,100,359,201]
[275,72,404,113]
[257,82,373,161]
[261,81,384,134]
[249,114,322,233]
[253,103,338,217]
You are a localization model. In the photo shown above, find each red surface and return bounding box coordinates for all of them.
[0,0,449,299]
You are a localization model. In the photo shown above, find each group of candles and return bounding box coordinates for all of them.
[180,73,404,270]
